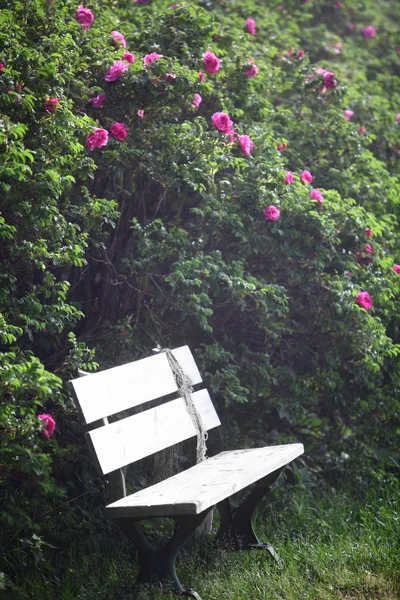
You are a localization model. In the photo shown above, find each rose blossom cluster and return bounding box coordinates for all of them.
[73,4,390,323]
[211,112,254,155]
[283,169,313,185]
[86,122,127,150]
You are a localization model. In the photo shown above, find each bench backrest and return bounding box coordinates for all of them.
[69,346,221,475]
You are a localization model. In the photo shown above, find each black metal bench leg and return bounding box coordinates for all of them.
[216,467,284,564]
[116,510,211,598]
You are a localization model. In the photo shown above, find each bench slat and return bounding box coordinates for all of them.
[70,346,202,424]
[87,388,221,474]
[104,443,304,518]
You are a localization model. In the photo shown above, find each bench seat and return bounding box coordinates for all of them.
[71,347,305,597]
[105,443,304,519]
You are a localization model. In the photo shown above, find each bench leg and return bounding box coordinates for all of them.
[115,510,211,598]
[216,467,284,564]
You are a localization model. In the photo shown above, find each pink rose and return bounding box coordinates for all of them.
[86,128,108,151]
[309,189,324,201]
[75,5,94,30]
[276,142,287,151]
[163,73,177,82]
[0,63,5,70]
[169,3,180,8]
[192,93,202,108]
[238,135,254,155]
[203,51,220,74]
[284,171,293,184]
[137,109,144,119]
[197,72,205,82]
[393,264,400,274]
[110,122,127,141]
[245,18,256,35]
[355,291,372,311]
[348,23,356,30]
[244,63,259,78]
[355,243,373,265]
[396,114,400,124]
[358,126,365,134]
[323,71,337,89]
[263,205,280,221]
[38,413,56,439]
[105,60,128,82]
[110,31,126,48]
[44,97,59,113]
[300,170,313,185]
[297,50,305,58]
[361,26,376,39]
[343,110,354,121]
[88,93,105,108]
[365,227,373,237]
[121,52,135,63]
[346,272,353,277]
[336,1,343,7]
[211,112,233,133]
[144,52,162,66]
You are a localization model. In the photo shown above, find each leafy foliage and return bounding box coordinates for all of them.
[1,0,400,585]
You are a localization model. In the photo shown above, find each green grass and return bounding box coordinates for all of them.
[6,476,400,600]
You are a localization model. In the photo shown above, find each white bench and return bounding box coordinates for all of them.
[70,346,303,598]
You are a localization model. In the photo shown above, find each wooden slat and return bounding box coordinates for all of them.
[70,346,202,424]
[104,443,304,518]
[87,389,221,474]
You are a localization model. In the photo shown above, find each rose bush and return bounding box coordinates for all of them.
[1,0,400,588]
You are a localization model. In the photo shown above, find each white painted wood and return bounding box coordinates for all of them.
[104,443,304,518]
[87,389,221,474]
[70,346,202,424]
